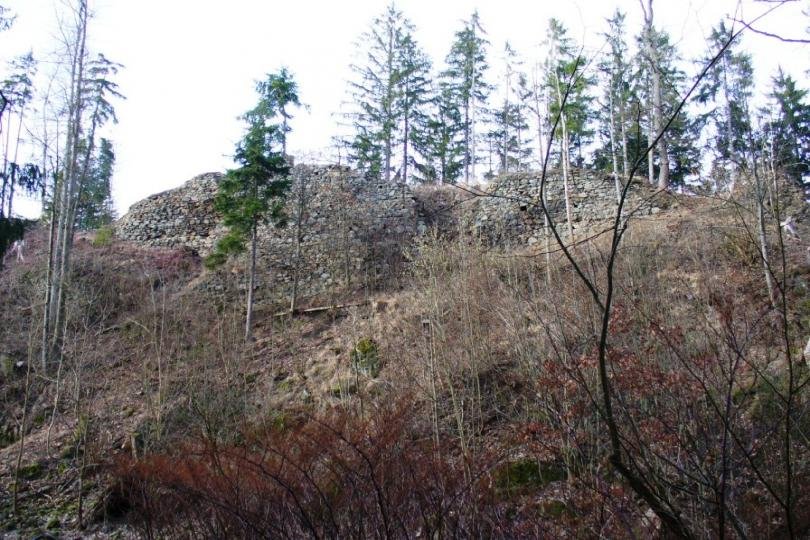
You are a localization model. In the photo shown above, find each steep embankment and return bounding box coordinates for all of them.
[2,169,810,537]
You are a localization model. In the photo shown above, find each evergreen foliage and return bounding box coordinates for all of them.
[441,10,491,183]
[346,4,432,183]
[766,69,810,185]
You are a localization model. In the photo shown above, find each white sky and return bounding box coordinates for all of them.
[2,0,808,218]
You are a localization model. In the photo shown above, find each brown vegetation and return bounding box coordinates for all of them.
[1,183,810,538]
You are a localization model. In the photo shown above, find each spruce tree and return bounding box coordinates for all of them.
[396,33,432,184]
[1,52,37,217]
[595,10,634,199]
[489,42,531,175]
[442,10,490,183]
[206,70,299,341]
[766,68,810,185]
[346,4,431,184]
[696,21,754,192]
[633,26,700,187]
[413,80,464,183]
[75,138,115,229]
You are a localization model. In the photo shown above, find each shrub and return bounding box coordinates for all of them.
[92,225,115,247]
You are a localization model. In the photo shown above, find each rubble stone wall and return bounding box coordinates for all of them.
[116,165,666,302]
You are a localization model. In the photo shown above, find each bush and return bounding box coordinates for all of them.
[92,225,115,247]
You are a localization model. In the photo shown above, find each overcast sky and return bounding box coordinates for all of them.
[2,0,808,218]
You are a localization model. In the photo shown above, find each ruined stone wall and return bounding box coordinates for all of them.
[116,165,669,302]
[465,169,666,246]
[116,165,424,302]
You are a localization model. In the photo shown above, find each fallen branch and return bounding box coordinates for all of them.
[273,301,369,318]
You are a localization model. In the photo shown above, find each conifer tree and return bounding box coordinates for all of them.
[75,137,115,229]
[206,70,299,341]
[413,81,464,183]
[766,68,810,185]
[595,10,634,200]
[544,18,592,239]
[638,0,670,189]
[697,21,754,192]
[346,4,431,184]
[442,10,490,183]
[396,33,432,184]
[633,23,700,187]
[489,42,531,175]
[1,52,37,217]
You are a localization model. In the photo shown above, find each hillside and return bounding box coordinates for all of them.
[2,169,809,538]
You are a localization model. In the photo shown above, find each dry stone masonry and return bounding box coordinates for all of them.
[116,165,424,301]
[467,169,666,246]
[116,165,667,302]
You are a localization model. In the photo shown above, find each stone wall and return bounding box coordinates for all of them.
[116,165,424,302]
[465,169,666,246]
[116,165,668,302]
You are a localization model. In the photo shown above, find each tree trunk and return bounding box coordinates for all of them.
[402,94,410,184]
[470,57,477,183]
[640,0,669,190]
[554,73,575,241]
[619,98,629,183]
[652,63,670,190]
[609,89,622,203]
[384,26,394,183]
[721,54,735,192]
[245,219,257,341]
[290,177,306,315]
[47,0,88,368]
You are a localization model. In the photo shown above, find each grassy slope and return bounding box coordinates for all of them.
[1,188,809,537]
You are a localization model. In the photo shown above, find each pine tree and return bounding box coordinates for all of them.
[206,70,299,340]
[442,10,490,183]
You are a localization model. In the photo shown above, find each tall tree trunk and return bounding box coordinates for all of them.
[470,58,477,183]
[640,0,669,190]
[245,219,257,341]
[721,54,735,193]
[8,106,24,217]
[402,94,410,185]
[502,67,510,173]
[290,177,306,314]
[464,102,470,183]
[1,109,12,215]
[651,63,670,190]
[619,99,629,183]
[647,108,655,185]
[46,0,88,369]
[554,74,575,241]
[609,89,622,203]
[384,26,394,183]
